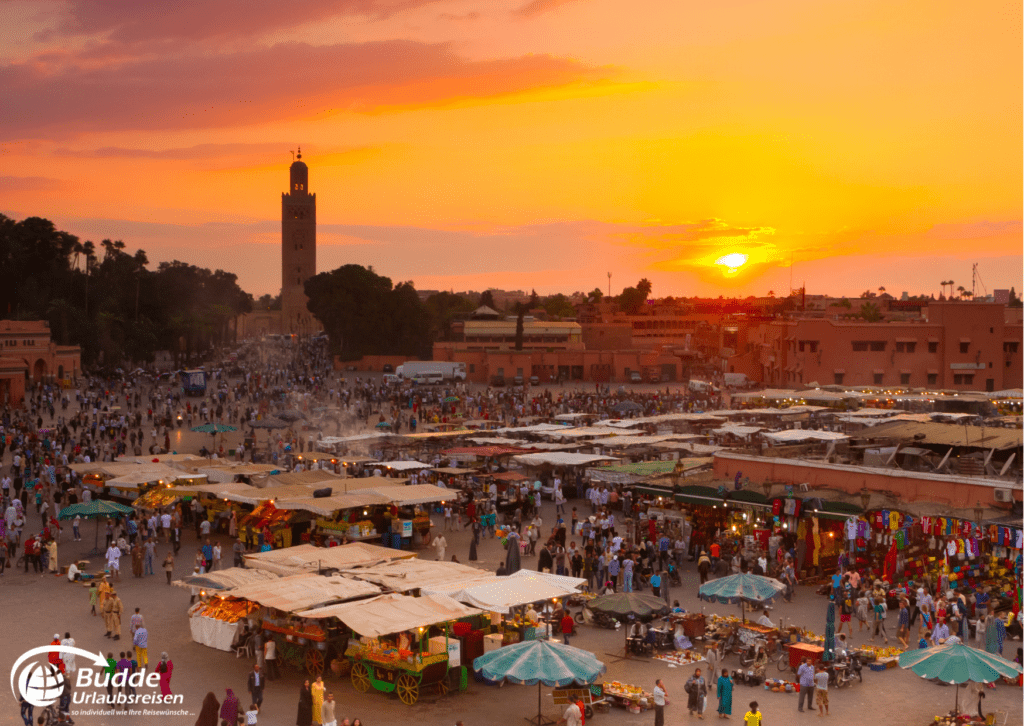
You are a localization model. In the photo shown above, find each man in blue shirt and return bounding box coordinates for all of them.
[931,618,951,646]
[796,658,816,712]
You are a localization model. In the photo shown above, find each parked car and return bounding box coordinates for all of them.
[529,375,540,385]
[490,375,506,387]
[629,371,642,383]
[513,375,524,386]
[382,364,394,373]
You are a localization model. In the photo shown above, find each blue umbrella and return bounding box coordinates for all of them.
[474,640,606,726]
[698,573,787,623]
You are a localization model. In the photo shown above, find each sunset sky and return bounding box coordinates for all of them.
[2,0,1021,299]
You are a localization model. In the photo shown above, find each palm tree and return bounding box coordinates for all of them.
[767,290,775,298]
[956,285,965,299]
[878,286,886,295]
[637,278,652,298]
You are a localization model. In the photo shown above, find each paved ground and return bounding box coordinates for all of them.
[2,386,1021,726]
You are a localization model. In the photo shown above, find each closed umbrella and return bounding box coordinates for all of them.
[474,639,606,726]
[823,601,836,663]
[898,642,1023,714]
[698,573,787,623]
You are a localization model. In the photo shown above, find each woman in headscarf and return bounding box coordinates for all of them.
[984,613,1000,654]
[716,668,734,719]
[195,692,220,726]
[220,688,239,726]
[156,652,173,696]
[311,675,325,724]
[296,679,313,726]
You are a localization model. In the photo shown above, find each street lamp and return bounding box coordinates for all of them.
[974,501,984,524]
[859,488,871,512]
[761,481,772,498]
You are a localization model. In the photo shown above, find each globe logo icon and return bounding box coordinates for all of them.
[18,662,65,707]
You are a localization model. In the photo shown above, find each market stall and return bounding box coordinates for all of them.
[302,592,483,705]
[188,599,259,652]
[242,542,415,576]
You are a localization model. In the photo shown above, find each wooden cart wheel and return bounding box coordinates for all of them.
[436,676,450,696]
[396,674,419,705]
[305,648,325,676]
[351,663,370,693]
[584,705,594,720]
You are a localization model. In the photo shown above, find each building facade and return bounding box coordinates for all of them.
[0,320,81,406]
[732,303,1023,392]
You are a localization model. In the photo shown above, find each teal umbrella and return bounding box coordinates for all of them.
[587,592,669,622]
[190,423,238,433]
[474,640,606,726]
[699,573,786,623]
[59,500,135,554]
[898,642,1023,714]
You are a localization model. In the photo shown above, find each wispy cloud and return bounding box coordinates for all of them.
[514,0,584,18]
[54,143,296,160]
[2,41,613,141]
[0,176,63,192]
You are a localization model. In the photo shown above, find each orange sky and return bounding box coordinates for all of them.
[2,0,1021,298]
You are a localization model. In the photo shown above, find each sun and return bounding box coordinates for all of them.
[714,252,749,273]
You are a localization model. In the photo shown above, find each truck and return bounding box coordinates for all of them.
[179,368,207,396]
[723,372,750,388]
[395,361,466,382]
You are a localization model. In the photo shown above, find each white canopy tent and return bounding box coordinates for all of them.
[421,571,585,613]
[511,453,618,467]
[762,430,849,443]
[300,593,482,637]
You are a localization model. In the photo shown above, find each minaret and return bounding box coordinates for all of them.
[281,148,317,334]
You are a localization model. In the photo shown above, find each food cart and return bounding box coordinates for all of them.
[300,592,482,705]
[552,684,608,719]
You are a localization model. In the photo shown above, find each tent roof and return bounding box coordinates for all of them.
[217,572,379,612]
[368,484,454,505]
[421,570,586,613]
[340,559,493,592]
[273,492,392,515]
[367,460,434,471]
[762,430,849,443]
[856,421,1022,450]
[300,593,481,635]
[173,566,279,591]
[105,466,207,487]
[512,453,618,467]
[243,542,415,576]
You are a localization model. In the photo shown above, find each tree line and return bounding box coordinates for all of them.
[0,214,252,368]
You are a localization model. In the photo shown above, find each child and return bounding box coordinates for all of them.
[244,702,259,725]
[89,581,99,615]
[743,700,762,726]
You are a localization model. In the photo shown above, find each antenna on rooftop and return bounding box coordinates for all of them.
[972,263,987,300]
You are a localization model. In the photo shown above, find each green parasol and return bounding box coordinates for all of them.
[474,639,606,726]
[190,423,238,433]
[698,573,787,623]
[898,641,1023,714]
[59,499,135,554]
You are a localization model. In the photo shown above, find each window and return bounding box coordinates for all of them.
[895,342,916,353]
[1005,342,1020,353]
[900,373,911,385]
[928,342,938,353]
[959,342,970,354]
[833,373,844,384]
[927,373,938,385]
[873,373,883,384]
[869,341,886,351]
[953,374,974,385]
[798,341,818,353]
[852,341,868,352]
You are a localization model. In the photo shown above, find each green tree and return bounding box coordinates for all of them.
[256,294,281,310]
[1009,287,1022,308]
[479,290,497,310]
[637,278,652,298]
[860,301,882,322]
[588,287,603,301]
[305,264,431,360]
[544,293,576,319]
[424,291,475,341]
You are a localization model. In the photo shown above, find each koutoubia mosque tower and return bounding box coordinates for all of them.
[236,150,320,338]
[280,149,317,334]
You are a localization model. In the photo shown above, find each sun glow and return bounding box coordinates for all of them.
[714,252,749,273]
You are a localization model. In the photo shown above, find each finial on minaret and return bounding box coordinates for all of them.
[296,146,302,160]
[290,150,295,161]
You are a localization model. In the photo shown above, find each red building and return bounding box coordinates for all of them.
[0,320,81,406]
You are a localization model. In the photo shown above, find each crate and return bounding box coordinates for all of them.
[868,663,887,672]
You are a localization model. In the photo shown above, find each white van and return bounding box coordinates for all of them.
[383,374,401,385]
[412,371,444,385]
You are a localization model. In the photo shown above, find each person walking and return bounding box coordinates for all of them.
[163,551,174,585]
[221,688,240,726]
[196,692,220,726]
[246,665,264,709]
[264,636,279,680]
[561,610,574,646]
[697,551,711,587]
[796,657,815,713]
[296,680,313,726]
[133,624,149,668]
[144,538,156,576]
[653,679,667,726]
[870,597,889,644]
[685,668,708,719]
[156,652,173,696]
[716,668,733,719]
[60,632,76,676]
[310,675,325,724]
[321,692,337,726]
[814,663,830,716]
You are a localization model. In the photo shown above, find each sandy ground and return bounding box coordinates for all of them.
[1,386,1021,726]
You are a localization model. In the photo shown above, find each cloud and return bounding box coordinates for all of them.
[925,219,1022,240]
[0,176,63,192]
[54,143,296,160]
[2,41,612,140]
[38,0,443,45]
[514,0,584,18]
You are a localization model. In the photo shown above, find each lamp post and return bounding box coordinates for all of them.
[974,501,984,525]
[762,481,772,498]
[859,488,871,512]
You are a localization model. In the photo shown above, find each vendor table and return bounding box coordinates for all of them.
[787,643,824,670]
[189,614,240,652]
